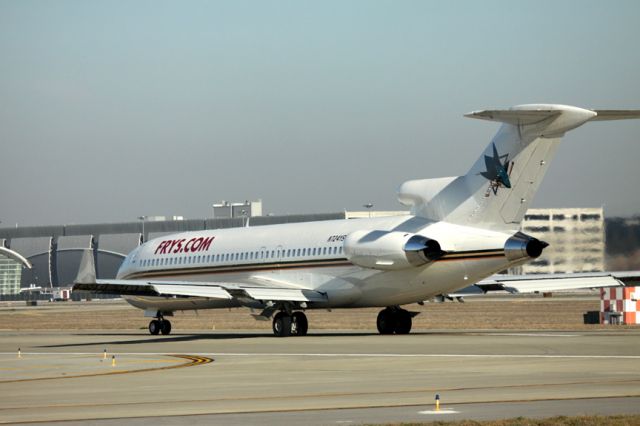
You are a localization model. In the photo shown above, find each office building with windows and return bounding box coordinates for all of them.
[513,207,605,274]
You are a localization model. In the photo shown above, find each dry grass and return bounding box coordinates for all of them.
[386,414,640,425]
[0,295,631,332]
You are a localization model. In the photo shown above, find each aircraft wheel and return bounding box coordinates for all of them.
[395,309,412,334]
[292,312,308,336]
[148,320,161,335]
[376,308,396,335]
[272,312,292,337]
[160,319,172,335]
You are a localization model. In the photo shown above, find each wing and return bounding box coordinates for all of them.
[72,279,327,303]
[451,271,640,296]
[72,249,327,303]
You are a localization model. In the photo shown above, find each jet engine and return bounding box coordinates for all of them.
[504,232,549,262]
[344,230,444,270]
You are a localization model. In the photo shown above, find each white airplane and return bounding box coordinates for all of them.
[74,104,640,337]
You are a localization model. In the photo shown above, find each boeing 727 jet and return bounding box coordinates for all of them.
[74,104,640,336]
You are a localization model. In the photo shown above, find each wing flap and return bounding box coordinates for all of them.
[241,287,327,302]
[73,280,159,296]
[152,284,232,299]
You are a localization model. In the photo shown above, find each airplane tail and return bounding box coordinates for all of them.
[398,104,640,231]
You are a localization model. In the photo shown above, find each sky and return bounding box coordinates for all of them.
[1,0,639,227]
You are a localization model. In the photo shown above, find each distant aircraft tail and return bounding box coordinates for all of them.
[398,104,640,231]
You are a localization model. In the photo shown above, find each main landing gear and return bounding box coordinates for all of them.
[376,307,413,335]
[272,311,308,337]
[148,317,172,335]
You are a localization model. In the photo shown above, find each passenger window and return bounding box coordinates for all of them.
[312,248,317,256]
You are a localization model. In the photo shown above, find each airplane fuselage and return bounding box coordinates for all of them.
[118,215,520,313]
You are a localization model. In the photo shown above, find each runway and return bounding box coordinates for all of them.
[1,329,639,424]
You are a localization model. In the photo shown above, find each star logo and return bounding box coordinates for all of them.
[480,143,513,197]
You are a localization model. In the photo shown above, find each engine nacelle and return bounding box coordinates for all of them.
[344,230,444,270]
[504,232,549,262]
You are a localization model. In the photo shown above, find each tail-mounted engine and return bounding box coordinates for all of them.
[344,230,445,270]
[504,231,549,262]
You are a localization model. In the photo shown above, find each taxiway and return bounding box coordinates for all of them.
[1,329,639,424]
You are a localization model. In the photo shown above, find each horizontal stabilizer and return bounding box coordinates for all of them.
[464,109,561,125]
[591,110,640,121]
[466,107,640,125]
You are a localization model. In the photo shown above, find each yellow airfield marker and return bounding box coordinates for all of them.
[435,393,440,411]
[103,349,107,359]
[111,355,116,367]
[18,348,21,359]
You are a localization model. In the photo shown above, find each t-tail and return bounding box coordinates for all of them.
[398,104,640,232]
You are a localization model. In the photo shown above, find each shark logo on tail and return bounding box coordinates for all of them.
[480,143,513,196]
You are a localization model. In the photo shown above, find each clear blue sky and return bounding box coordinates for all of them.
[1,0,639,226]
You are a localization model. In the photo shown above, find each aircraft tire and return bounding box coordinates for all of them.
[148,320,161,335]
[160,320,172,335]
[376,308,396,335]
[395,309,412,334]
[292,312,308,336]
[272,312,292,337]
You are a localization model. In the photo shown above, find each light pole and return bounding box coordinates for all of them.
[363,203,373,218]
[138,216,146,243]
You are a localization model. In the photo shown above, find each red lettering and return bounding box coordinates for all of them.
[191,237,204,252]
[201,236,214,251]
[154,240,167,255]
[173,239,185,253]
[184,238,195,252]
[155,237,215,255]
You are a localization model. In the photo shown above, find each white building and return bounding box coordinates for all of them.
[0,254,22,295]
[513,207,605,274]
[213,200,262,219]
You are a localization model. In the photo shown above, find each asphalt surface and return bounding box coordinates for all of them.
[1,328,639,424]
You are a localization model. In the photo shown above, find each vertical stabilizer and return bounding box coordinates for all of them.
[399,104,640,231]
